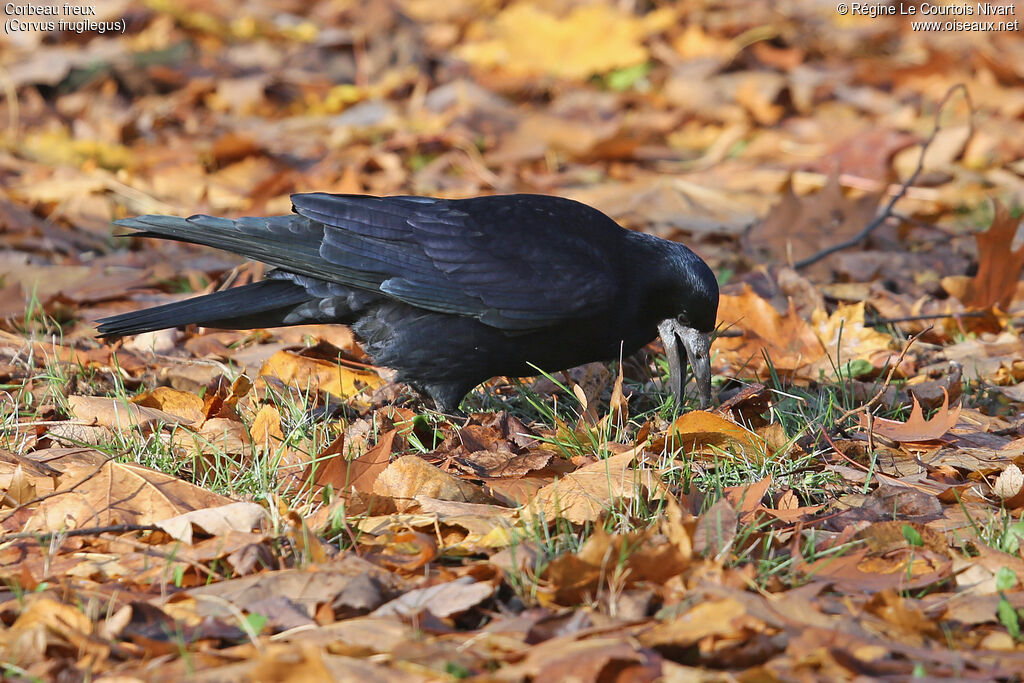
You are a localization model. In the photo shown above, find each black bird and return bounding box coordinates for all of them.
[97,194,718,412]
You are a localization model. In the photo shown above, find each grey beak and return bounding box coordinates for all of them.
[657,319,712,409]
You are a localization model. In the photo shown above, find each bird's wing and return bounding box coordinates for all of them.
[291,193,622,330]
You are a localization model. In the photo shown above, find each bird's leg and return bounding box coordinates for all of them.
[420,381,473,417]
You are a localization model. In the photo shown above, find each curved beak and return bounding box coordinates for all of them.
[657,319,712,408]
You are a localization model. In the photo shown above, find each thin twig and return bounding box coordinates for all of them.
[0,523,162,543]
[795,83,970,270]
[865,311,987,326]
[834,328,926,425]
[817,427,938,493]
[0,459,110,525]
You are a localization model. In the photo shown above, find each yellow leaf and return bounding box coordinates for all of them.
[457,3,670,80]
[668,410,770,461]
[258,350,382,399]
[810,301,894,377]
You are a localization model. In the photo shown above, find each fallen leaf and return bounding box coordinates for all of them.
[374,455,495,511]
[693,498,738,558]
[259,350,382,400]
[861,392,961,443]
[540,525,690,605]
[639,597,750,649]
[715,285,822,377]
[457,3,673,80]
[372,576,493,618]
[744,175,882,277]
[69,395,189,432]
[522,448,660,525]
[965,200,1024,310]
[666,411,770,461]
[993,464,1024,508]
[156,501,269,544]
[26,460,233,532]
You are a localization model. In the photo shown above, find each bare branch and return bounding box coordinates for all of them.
[794,83,971,270]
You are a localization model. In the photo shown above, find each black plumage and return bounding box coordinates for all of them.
[97,194,718,412]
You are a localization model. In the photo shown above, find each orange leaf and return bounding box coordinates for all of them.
[258,350,382,399]
[861,390,960,443]
[966,200,1024,311]
[715,284,822,375]
[667,410,770,460]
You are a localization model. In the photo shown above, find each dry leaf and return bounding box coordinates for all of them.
[965,200,1024,310]
[374,455,494,511]
[156,501,269,544]
[69,395,189,432]
[667,410,769,460]
[26,460,233,532]
[372,576,493,618]
[131,386,205,425]
[993,464,1024,508]
[861,391,961,443]
[693,498,738,558]
[744,176,882,276]
[457,3,673,80]
[522,448,660,525]
[259,350,382,399]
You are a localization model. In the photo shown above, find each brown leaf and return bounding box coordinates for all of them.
[797,546,952,593]
[185,417,252,455]
[522,448,660,525]
[714,285,822,376]
[456,448,552,478]
[5,597,99,668]
[372,576,493,618]
[965,200,1024,311]
[812,128,917,183]
[4,465,38,506]
[130,386,205,425]
[743,175,882,276]
[993,464,1024,508]
[307,429,396,494]
[374,455,495,511]
[693,498,738,558]
[724,475,772,518]
[155,501,269,544]
[26,460,233,532]
[666,410,770,461]
[258,350,382,399]
[540,525,691,605]
[68,395,189,432]
[861,391,961,443]
[639,597,749,649]
[249,404,284,449]
[370,530,439,572]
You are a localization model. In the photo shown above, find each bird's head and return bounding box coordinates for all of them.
[652,242,719,409]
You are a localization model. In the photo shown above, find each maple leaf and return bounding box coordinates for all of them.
[965,200,1024,311]
[860,390,961,443]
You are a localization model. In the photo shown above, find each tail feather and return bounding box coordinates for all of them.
[113,214,382,292]
[96,279,312,338]
[115,214,322,278]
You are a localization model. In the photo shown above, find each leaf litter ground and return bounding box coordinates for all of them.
[3,1,1024,680]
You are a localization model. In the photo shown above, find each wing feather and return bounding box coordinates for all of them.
[290,193,622,330]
